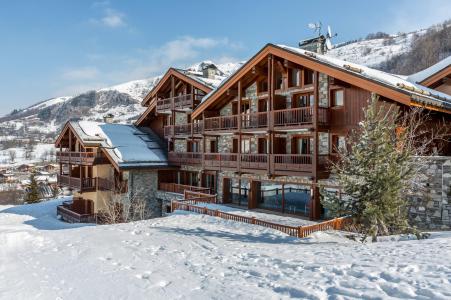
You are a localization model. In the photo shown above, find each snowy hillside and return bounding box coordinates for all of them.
[328,30,426,67]
[0,200,450,299]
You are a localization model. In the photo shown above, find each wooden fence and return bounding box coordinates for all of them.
[171,196,350,238]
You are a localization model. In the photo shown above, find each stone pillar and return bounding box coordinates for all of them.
[128,169,161,219]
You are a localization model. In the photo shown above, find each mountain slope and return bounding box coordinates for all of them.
[0,62,242,143]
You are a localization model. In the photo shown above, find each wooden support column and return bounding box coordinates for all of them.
[311,71,321,220]
[268,55,275,175]
[237,80,242,173]
[171,75,175,125]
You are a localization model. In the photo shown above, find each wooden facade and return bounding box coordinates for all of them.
[136,44,451,221]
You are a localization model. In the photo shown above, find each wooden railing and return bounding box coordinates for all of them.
[57,200,96,223]
[241,112,268,129]
[156,94,202,112]
[168,152,202,165]
[240,154,268,169]
[204,115,238,131]
[192,122,203,134]
[56,151,97,165]
[204,153,238,169]
[273,107,313,127]
[273,154,313,172]
[159,182,212,194]
[171,199,350,238]
[57,175,115,192]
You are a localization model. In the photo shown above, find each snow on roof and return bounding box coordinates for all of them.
[278,45,451,108]
[73,121,168,169]
[406,56,451,84]
[174,68,226,89]
[199,44,451,111]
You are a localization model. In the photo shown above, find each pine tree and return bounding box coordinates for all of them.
[321,94,427,241]
[26,172,40,204]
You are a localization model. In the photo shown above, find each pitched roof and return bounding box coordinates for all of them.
[406,56,451,86]
[193,44,451,118]
[69,121,168,170]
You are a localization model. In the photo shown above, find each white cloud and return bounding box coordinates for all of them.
[101,8,126,28]
[55,36,243,97]
[62,67,100,80]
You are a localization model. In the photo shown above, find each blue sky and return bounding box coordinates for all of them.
[0,0,450,116]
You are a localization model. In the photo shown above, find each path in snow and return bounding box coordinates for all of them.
[0,200,450,299]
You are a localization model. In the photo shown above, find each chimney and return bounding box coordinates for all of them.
[103,113,114,123]
[202,64,217,79]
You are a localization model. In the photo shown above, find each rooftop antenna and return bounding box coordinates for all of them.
[300,22,337,54]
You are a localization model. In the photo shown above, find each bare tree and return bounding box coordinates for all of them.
[99,182,148,224]
[25,142,35,160]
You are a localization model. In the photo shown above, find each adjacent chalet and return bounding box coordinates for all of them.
[56,43,451,223]
[55,121,169,222]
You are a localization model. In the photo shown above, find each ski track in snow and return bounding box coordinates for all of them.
[0,200,450,299]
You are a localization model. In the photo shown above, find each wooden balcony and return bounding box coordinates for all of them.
[273,107,329,129]
[168,152,202,165]
[272,154,313,172]
[57,174,96,192]
[57,199,96,223]
[241,112,268,130]
[156,94,202,112]
[204,153,238,169]
[240,154,268,170]
[158,182,211,194]
[204,115,238,132]
[58,174,119,193]
[56,151,105,165]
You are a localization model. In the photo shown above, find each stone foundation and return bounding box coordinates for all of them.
[408,157,451,230]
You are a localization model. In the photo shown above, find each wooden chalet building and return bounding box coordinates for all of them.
[55,43,451,223]
[55,121,169,223]
[138,45,451,220]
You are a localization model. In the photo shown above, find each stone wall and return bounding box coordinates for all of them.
[127,169,162,219]
[174,140,187,153]
[408,157,451,230]
[318,73,329,107]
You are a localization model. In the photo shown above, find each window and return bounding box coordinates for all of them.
[292,137,311,154]
[188,141,200,153]
[210,140,218,153]
[241,139,251,153]
[331,89,344,107]
[290,68,300,87]
[304,68,313,85]
[258,138,267,154]
[293,93,314,108]
[332,136,346,153]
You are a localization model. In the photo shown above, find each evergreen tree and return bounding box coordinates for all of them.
[321,94,428,241]
[26,172,40,204]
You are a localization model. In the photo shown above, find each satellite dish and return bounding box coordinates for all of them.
[308,23,317,29]
[325,25,337,51]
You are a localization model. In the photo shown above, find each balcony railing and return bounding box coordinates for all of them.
[240,154,268,169]
[272,154,313,172]
[57,175,117,192]
[241,112,268,129]
[57,199,96,223]
[168,152,202,165]
[56,151,98,165]
[273,107,313,127]
[158,182,212,194]
[156,94,202,112]
[204,115,238,131]
[204,153,238,169]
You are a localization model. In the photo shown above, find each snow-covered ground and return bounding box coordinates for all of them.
[0,143,55,167]
[0,200,450,299]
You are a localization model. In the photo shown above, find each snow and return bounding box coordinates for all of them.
[76,121,167,167]
[278,44,451,105]
[99,76,162,101]
[0,143,55,168]
[1,200,450,299]
[407,55,451,84]
[24,96,72,112]
[328,30,425,67]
